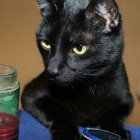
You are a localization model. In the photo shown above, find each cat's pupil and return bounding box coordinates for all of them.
[75,45,82,51]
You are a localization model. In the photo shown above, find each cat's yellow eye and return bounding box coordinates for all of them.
[41,41,51,50]
[73,45,88,55]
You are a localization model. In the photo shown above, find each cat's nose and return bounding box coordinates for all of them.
[47,67,60,78]
[47,55,62,78]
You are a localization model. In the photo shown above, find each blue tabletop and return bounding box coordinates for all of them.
[19,110,140,140]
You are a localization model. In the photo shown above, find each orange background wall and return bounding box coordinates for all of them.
[0,0,140,126]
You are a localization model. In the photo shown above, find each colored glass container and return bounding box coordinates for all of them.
[0,64,20,116]
[0,112,19,140]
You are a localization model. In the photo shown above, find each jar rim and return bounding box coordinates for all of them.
[0,64,17,85]
[0,64,16,77]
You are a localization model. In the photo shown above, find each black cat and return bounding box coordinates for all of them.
[22,0,133,139]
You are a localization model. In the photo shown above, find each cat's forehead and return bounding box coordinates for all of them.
[63,0,90,14]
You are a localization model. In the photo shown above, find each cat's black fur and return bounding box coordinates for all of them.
[22,0,133,139]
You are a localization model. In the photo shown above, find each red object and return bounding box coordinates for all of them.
[0,112,19,139]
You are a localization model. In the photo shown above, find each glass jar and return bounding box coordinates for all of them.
[0,64,20,116]
[0,112,19,140]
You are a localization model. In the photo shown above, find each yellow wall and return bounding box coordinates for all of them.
[0,0,140,126]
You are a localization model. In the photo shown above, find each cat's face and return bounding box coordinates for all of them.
[36,0,123,86]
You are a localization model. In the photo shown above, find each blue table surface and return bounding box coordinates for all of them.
[19,110,140,140]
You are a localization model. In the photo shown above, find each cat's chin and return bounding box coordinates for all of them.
[48,77,73,88]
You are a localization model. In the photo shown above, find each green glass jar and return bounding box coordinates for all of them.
[0,64,20,116]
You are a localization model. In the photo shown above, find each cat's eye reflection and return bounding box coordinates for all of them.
[41,41,51,50]
[73,45,88,55]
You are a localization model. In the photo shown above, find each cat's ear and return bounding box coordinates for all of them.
[86,0,120,33]
[36,0,58,17]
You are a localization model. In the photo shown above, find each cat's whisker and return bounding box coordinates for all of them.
[76,74,91,85]
[90,86,95,96]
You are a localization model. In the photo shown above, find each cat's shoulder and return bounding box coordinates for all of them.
[23,71,47,93]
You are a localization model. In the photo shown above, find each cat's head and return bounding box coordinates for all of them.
[36,0,123,86]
